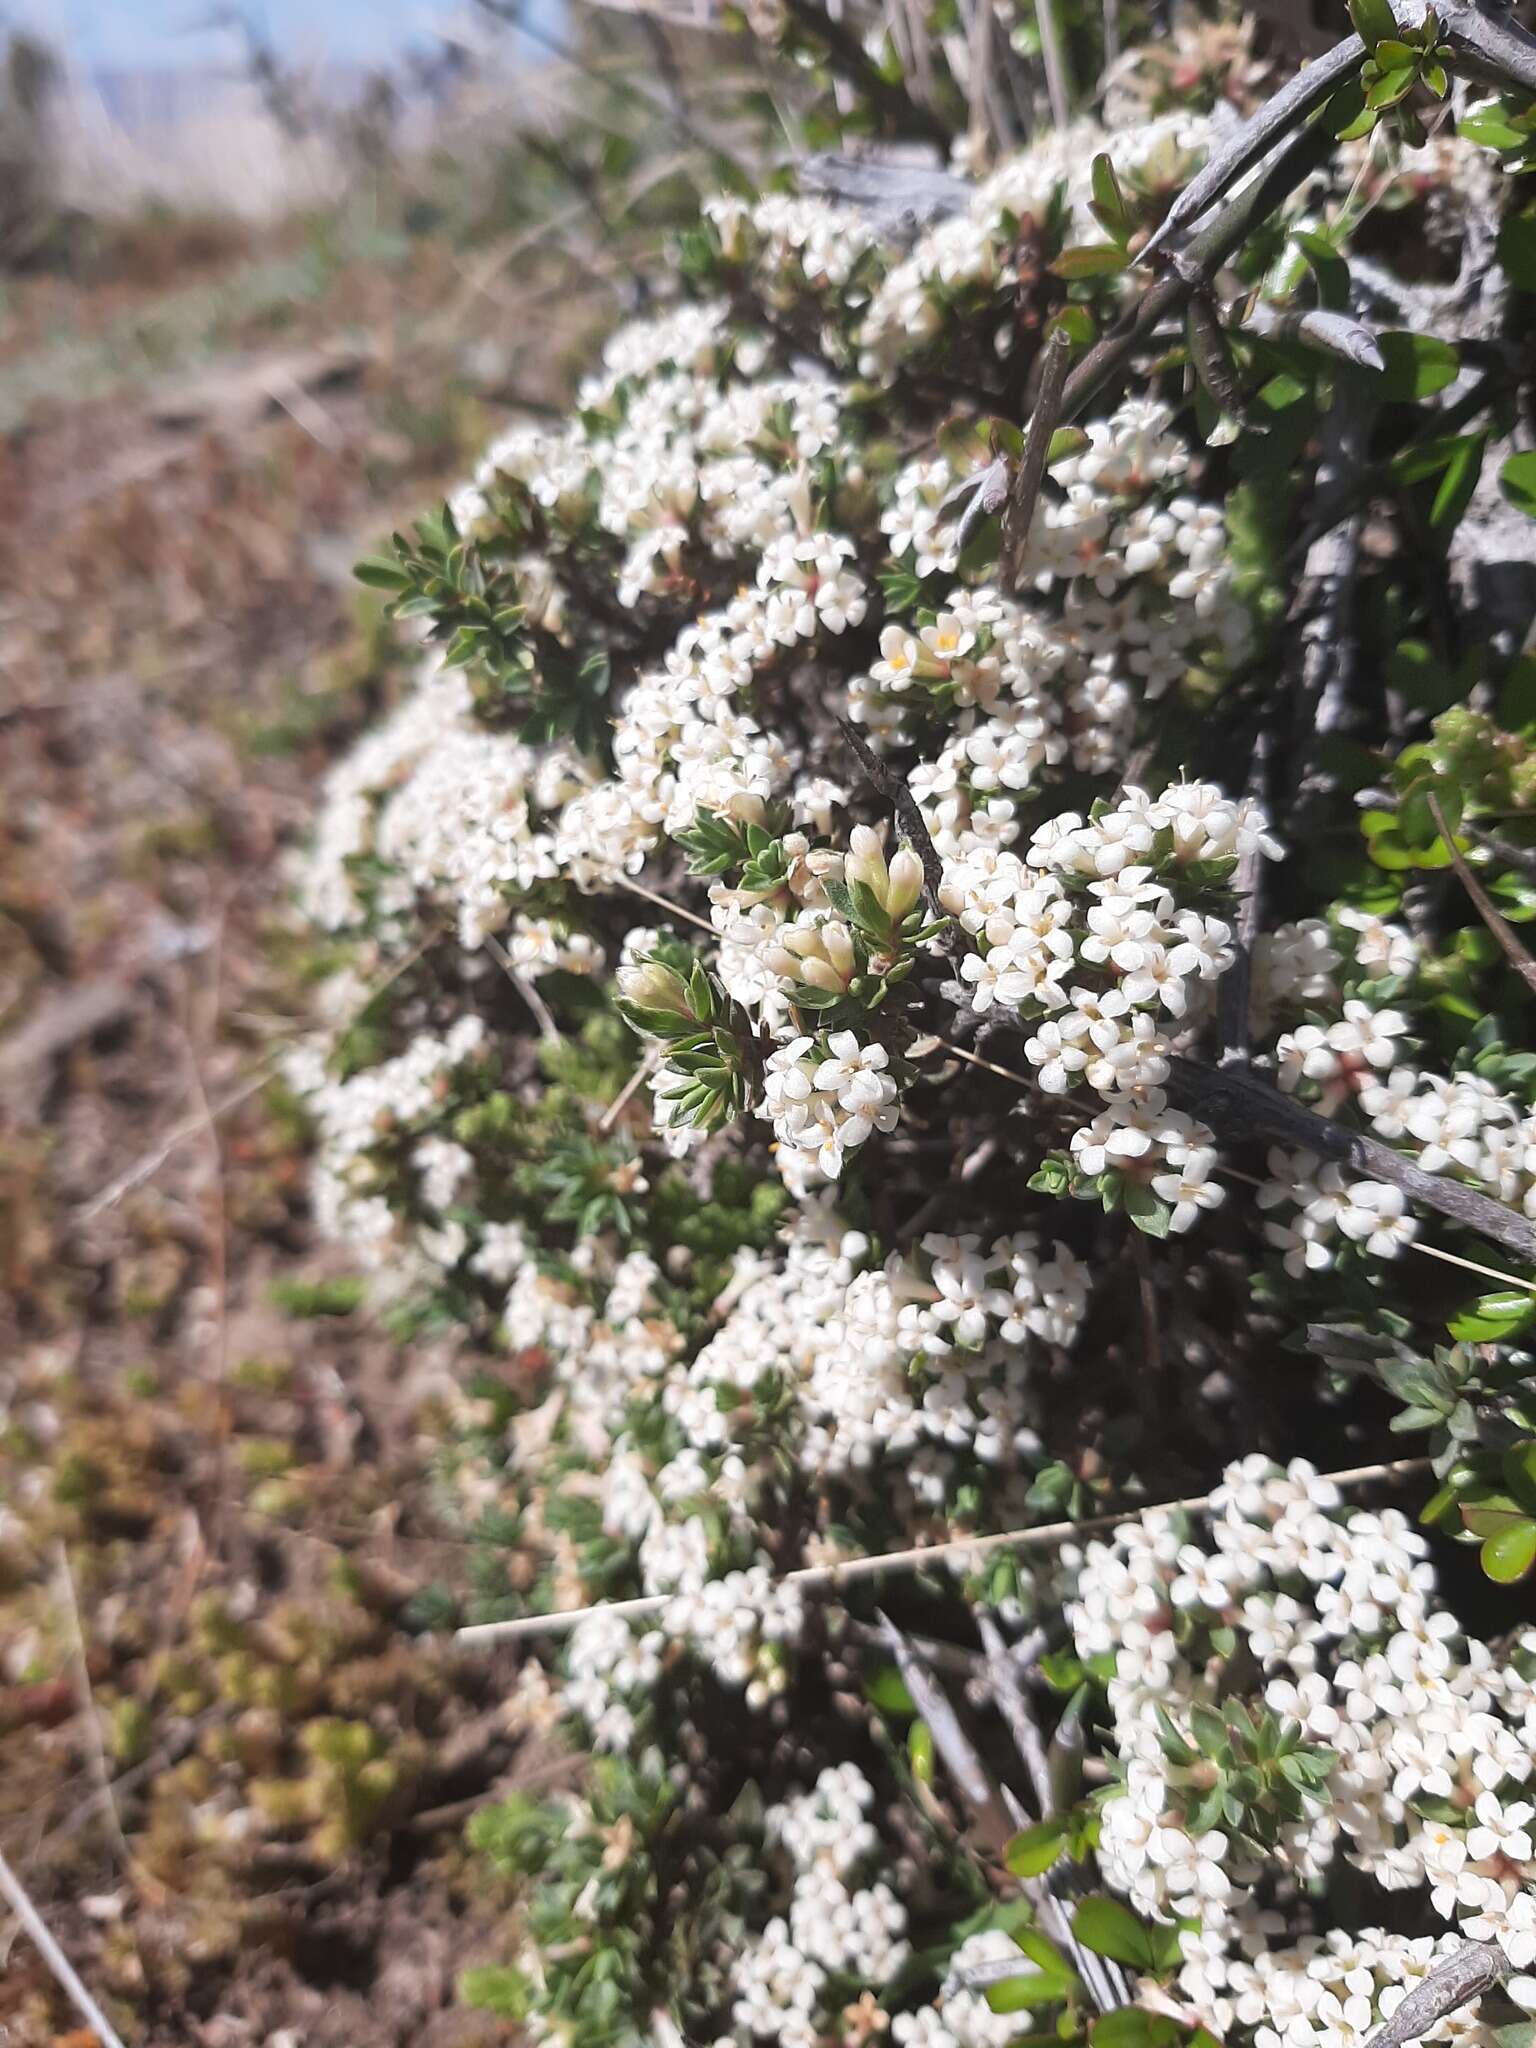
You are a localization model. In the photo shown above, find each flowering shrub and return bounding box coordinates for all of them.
[286,15,1536,2048]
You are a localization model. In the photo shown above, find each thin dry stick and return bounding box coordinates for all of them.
[1408,1242,1536,1292]
[51,1544,165,1906]
[1462,819,1536,883]
[1427,793,1536,997]
[455,1453,1428,1644]
[484,931,560,1042]
[838,715,952,930]
[615,872,716,935]
[1218,1166,1536,1294]
[925,1038,1536,1281]
[598,1048,660,1134]
[0,1848,130,2048]
[1138,35,1365,260]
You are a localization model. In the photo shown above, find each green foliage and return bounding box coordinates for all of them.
[356,502,613,749]
[268,1273,366,1318]
[1144,1698,1337,1847]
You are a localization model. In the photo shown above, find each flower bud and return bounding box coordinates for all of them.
[845,825,889,898]
[886,847,925,919]
[799,958,846,993]
[822,922,856,978]
[618,961,691,1016]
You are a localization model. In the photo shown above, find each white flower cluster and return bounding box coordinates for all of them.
[298,661,592,948]
[1226,1929,1505,2048]
[942,780,1277,1227]
[1257,1150,1418,1274]
[564,1607,665,1754]
[731,1765,909,2048]
[1068,1457,1536,2021]
[760,1030,901,1188]
[662,1563,804,1709]
[862,404,1249,814]
[677,1203,1088,1488]
[288,1014,487,1279]
[894,1929,1052,2048]
[1257,1017,1536,1265]
[854,116,1212,379]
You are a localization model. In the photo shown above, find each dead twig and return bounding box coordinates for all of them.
[976,1611,1052,1815]
[1216,724,1273,1068]
[1059,106,1340,431]
[598,1048,660,1133]
[1461,819,1536,883]
[1428,793,1536,997]
[1163,1056,1536,1263]
[1002,327,1072,590]
[1139,36,1364,260]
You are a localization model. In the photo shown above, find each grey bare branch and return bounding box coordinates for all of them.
[1138,36,1364,260]
[798,151,973,236]
[1243,302,1386,372]
[1162,1057,1536,1261]
[1360,1941,1507,2048]
[1002,327,1072,589]
[875,1610,1016,1854]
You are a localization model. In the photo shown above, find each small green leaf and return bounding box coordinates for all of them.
[1365,61,1418,107]
[1461,1493,1531,1538]
[1006,1818,1068,1878]
[1501,452,1536,516]
[1460,106,1529,150]
[1092,2010,1179,2048]
[1051,244,1132,280]
[1348,0,1398,51]
[1123,1180,1171,1238]
[1047,307,1096,349]
[1292,229,1349,310]
[1073,1897,1160,1971]
[353,555,410,590]
[865,1664,916,1715]
[1502,1442,1536,1515]
[909,1717,935,1783]
[1377,332,1460,401]
[985,1971,1069,2013]
[1483,1520,1536,1583]
[1046,426,1091,465]
[1449,1290,1536,1341]
[1090,153,1130,241]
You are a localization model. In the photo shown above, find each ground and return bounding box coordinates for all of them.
[0,200,598,2047]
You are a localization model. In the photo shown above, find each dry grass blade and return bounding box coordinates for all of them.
[455,1454,1429,1643]
[484,931,561,1043]
[0,1849,130,2048]
[51,1543,169,1907]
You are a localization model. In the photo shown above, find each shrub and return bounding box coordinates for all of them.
[288,14,1536,2048]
